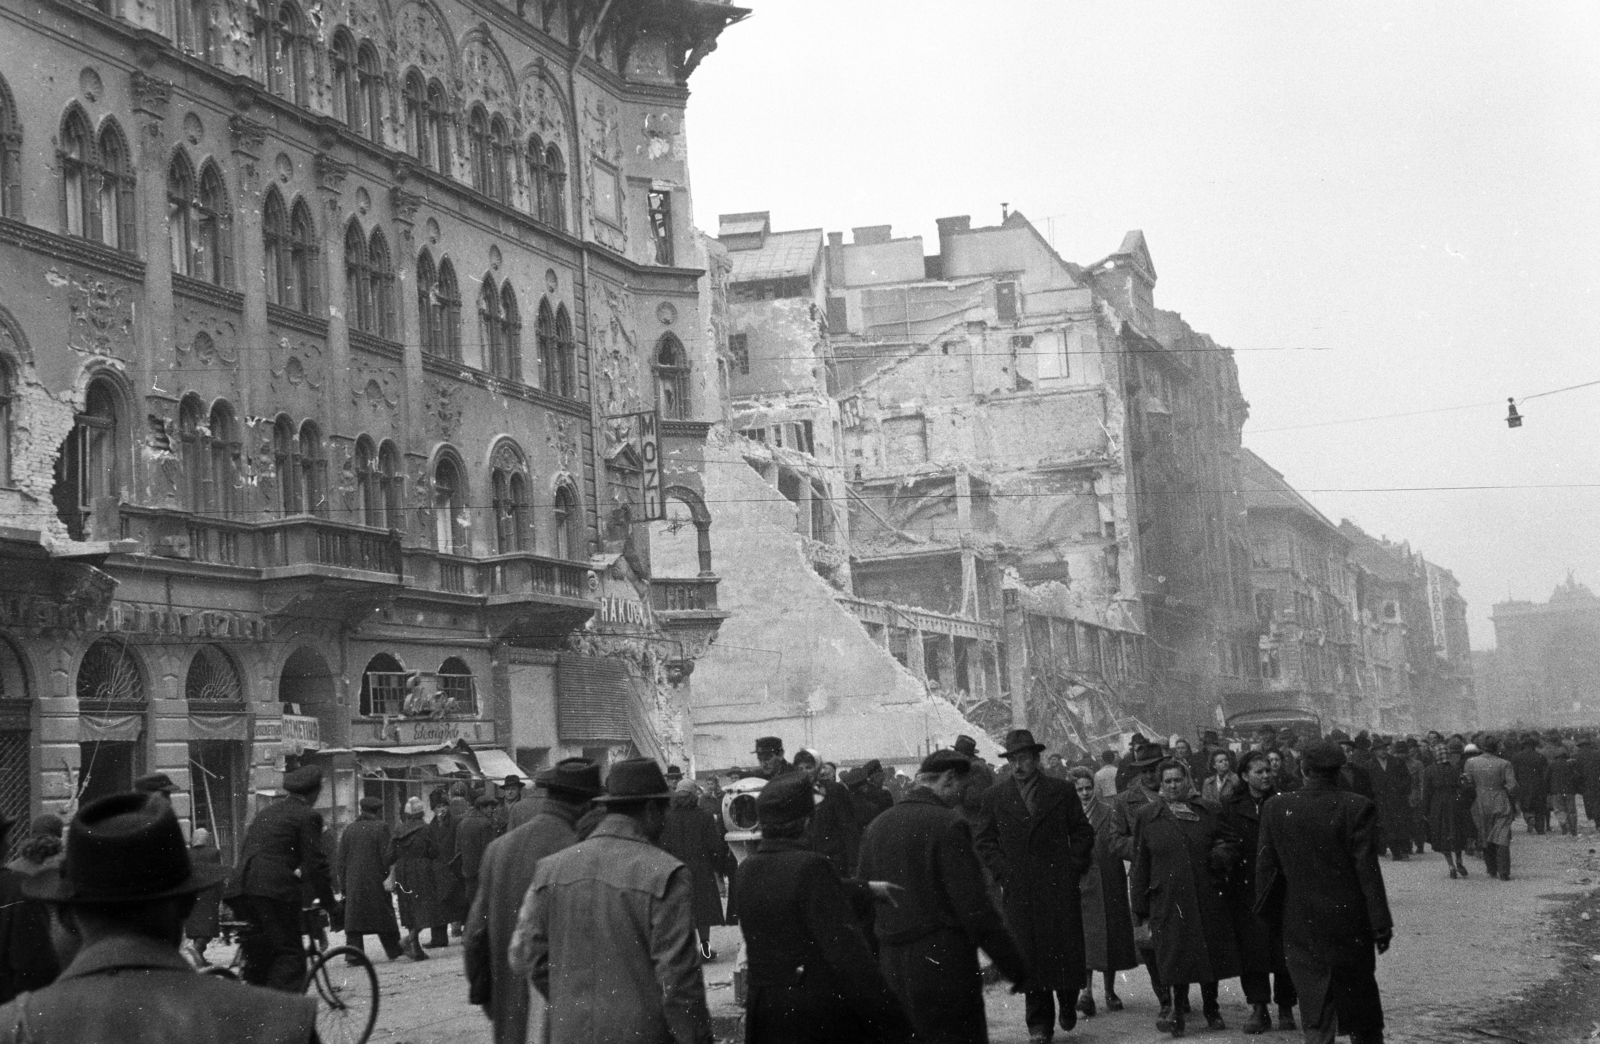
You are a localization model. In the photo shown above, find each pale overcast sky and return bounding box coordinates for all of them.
[684,0,1600,649]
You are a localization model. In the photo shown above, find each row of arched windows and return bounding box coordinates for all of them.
[57,106,135,251]
[428,447,580,560]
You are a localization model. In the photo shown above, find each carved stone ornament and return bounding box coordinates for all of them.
[423,380,462,439]
[656,301,677,326]
[315,153,349,193]
[45,269,133,358]
[79,68,103,103]
[390,187,423,224]
[230,115,268,157]
[131,70,174,118]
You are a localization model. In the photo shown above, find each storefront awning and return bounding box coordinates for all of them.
[317,744,476,776]
[187,714,248,742]
[81,714,142,743]
[472,748,533,786]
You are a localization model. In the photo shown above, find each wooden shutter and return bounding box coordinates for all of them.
[556,654,633,742]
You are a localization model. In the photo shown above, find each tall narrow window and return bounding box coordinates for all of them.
[491,470,509,552]
[271,3,305,104]
[377,441,402,529]
[500,284,521,383]
[168,154,197,276]
[272,415,298,515]
[489,116,509,204]
[262,190,287,306]
[436,260,460,361]
[0,358,12,486]
[467,107,489,194]
[478,276,501,376]
[357,43,383,143]
[209,401,238,517]
[354,435,378,526]
[178,395,207,512]
[536,299,556,392]
[369,230,394,340]
[330,31,356,126]
[417,250,438,354]
[343,220,371,333]
[0,76,20,218]
[403,71,428,164]
[97,123,135,252]
[647,189,673,265]
[288,200,316,313]
[553,486,579,560]
[298,421,325,517]
[655,334,688,419]
[527,136,546,220]
[433,457,465,554]
[197,163,230,285]
[491,462,528,553]
[181,0,212,58]
[553,304,574,397]
[426,81,449,175]
[58,378,122,540]
[59,109,93,238]
[543,145,565,229]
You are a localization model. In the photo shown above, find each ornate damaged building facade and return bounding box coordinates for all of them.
[0,0,741,850]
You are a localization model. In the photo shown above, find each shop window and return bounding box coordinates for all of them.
[358,653,406,717]
[437,656,476,715]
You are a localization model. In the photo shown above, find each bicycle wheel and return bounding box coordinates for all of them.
[304,945,379,1044]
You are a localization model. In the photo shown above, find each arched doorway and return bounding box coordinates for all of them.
[279,645,336,712]
[76,637,146,806]
[186,645,247,859]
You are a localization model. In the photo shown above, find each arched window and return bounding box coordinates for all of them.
[177,394,207,512]
[553,484,580,560]
[354,435,378,526]
[656,334,689,419]
[437,656,476,714]
[478,275,501,375]
[178,0,213,59]
[0,77,20,218]
[298,421,325,517]
[433,456,465,554]
[269,2,305,104]
[97,122,135,252]
[0,357,13,485]
[552,304,575,397]
[500,284,521,383]
[426,80,449,175]
[489,115,510,204]
[208,400,239,517]
[543,144,565,230]
[357,43,383,143]
[288,199,316,313]
[369,229,395,340]
[196,163,231,285]
[467,106,489,194]
[167,153,197,276]
[272,415,298,514]
[186,645,242,702]
[344,220,371,333]
[491,448,528,553]
[330,30,357,126]
[403,71,427,163]
[58,377,123,540]
[262,189,287,306]
[416,250,439,354]
[358,652,405,717]
[535,298,556,392]
[58,109,93,237]
[527,135,546,220]
[77,638,145,703]
[436,260,461,361]
[377,440,402,529]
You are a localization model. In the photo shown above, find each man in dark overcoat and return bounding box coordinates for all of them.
[465,759,599,1044]
[338,796,402,961]
[1331,731,1377,802]
[492,775,525,835]
[659,777,736,961]
[1508,735,1550,834]
[953,734,996,827]
[734,772,915,1044]
[1220,751,1297,1033]
[427,785,467,945]
[858,749,1029,1044]
[857,760,895,823]
[455,795,497,909]
[225,765,338,990]
[1257,742,1393,1044]
[1368,737,1412,859]
[1109,742,1175,1011]
[976,728,1095,1042]
[794,749,861,875]
[755,736,797,780]
[1576,737,1600,829]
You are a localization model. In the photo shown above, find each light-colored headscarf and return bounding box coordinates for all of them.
[404,796,426,816]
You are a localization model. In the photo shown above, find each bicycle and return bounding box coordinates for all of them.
[198,905,379,1044]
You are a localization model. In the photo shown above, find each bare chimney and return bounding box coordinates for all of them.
[851,225,893,245]
[934,215,971,263]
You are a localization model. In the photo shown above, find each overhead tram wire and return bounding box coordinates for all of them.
[1250,375,1600,436]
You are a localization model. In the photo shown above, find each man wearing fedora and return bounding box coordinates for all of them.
[858,749,1030,1044]
[977,729,1095,1043]
[492,775,526,836]
[467,758,601,1044]
[511,758,711,1044]
[226,765,338,992]
[0,793,316,1043]
[952,734,996,826]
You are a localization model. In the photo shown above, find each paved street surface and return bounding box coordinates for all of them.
[275,825,1600,1043]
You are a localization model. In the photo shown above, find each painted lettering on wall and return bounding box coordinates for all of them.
[598,594,651,627]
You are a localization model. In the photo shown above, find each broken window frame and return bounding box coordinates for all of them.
[647,188,673,265]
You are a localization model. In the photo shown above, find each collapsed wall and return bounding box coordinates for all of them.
[685,430,982,769]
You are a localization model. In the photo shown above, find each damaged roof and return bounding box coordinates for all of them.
[727,228,822,284]
[1239,449,1340,534]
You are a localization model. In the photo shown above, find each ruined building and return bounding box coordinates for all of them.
[0,0,744,850]
[1480,575,1599,728]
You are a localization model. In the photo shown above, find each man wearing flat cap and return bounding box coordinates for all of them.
[132,773,179,810]
[858,748,1029,1044]
[977,729,1096,1042]
[0,793,316,1043]
[735,773,915,1044]
[753,737,796,781]
[512,759,711,1044]
[338,796,404,962]
[468,758,601,1044]
[1257,741,1393,1044]
[226,765,338,991]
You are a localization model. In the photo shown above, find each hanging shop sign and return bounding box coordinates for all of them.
[253,713,322,754]
[604,410,665,521]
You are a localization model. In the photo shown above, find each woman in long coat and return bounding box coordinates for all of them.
[338,797,404,960]
[1219,752,1297,1033]
[1068,768,1137,1017]
[1422,738,1472,877]
[1464,735,1519,880]
[1130,759,1242,1038]
[391,796,443,957]
[659,779,736,960]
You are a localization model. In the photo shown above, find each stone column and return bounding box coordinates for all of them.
[131,72,175,504]
[229,116,268,492]
[315,154,351,443]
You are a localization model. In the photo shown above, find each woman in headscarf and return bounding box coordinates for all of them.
[390,795,441,959]
[1130,758,1243,1038]
[1200,749,1240,808]
[1069,767,1136,1017]
[1422,737,1472,877]
[1463,735,1519,880]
